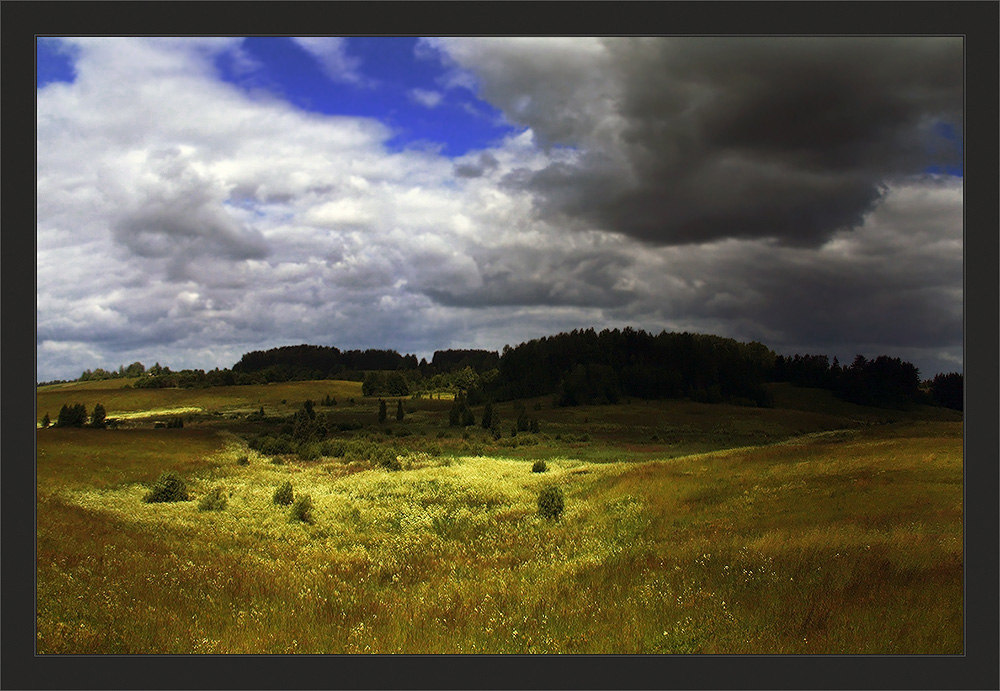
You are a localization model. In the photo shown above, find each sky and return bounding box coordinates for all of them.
[36,37,964,383]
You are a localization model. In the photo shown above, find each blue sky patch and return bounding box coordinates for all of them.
[215,37,515,157]
[36,38,76,88]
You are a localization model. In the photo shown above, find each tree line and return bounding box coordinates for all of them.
[44,328,962,412]
[771,353,962,411]
[477,327,775,407]
[41,403,107,429]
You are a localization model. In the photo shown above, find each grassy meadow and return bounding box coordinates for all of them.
[36,380,963,654]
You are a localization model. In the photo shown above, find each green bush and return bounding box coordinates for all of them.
[297,443,321,461]
[289,494,314,523]
[197,487,228,512]
[537,486,564,520]
[273,481,294,506]
[532,460,548,473]
[143,472,189,503]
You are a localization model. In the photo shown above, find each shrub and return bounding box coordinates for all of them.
[143,472,189,503]
[289,494,314,523]
[248,434,294,455]
[273,481,294,506]
[198,487,228,512]
[381,455,403,471]
[537,486,564,520]
[532,460,548,473]
[297,443,321,461]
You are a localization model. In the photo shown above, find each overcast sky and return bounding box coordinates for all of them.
[36,37,963,383]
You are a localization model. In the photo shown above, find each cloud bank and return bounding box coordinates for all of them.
[36,37,963,383]
[427,37,962,247]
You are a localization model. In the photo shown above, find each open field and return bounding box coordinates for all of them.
[36,382,962,654]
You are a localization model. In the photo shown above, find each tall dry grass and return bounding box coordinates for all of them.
[36,419,962,654]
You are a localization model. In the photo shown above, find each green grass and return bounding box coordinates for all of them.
[35,381,963,654]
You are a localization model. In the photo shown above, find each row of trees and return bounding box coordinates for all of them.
[41,403,107,429]
[233,344,497,381]
[771,353,963,411]
[48,330,962,413]
[233,344,420,381]
[78,361,148,382]
[483,328,775,408]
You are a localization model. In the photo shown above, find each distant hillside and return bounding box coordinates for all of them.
[484,327,775,407]
[47,327,962,412]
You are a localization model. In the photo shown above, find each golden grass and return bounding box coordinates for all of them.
[36,418,962,654]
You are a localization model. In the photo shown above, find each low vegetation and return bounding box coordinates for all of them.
[142,471,188,503]
[197,487,228,512]
[537,485,565,519]
[36,364,962,654]
[272,481,294,506]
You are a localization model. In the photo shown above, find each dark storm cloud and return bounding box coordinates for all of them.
[489,38,963,246]
[709,256,962,349]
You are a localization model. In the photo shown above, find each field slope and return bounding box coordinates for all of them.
[36,382,962,653]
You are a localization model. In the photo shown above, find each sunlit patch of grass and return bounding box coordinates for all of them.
[36,385,962,654]
[111,407,202,420]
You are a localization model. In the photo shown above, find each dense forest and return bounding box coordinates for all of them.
[43,328,963,412]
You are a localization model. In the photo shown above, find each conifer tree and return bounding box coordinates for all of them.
[89,403,107,429]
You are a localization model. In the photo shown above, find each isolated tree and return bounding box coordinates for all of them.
[378,399,388,424]
[89,403,107,429]
[396,399,404,422]
[41,412,51,429]
[481,402,494,430]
